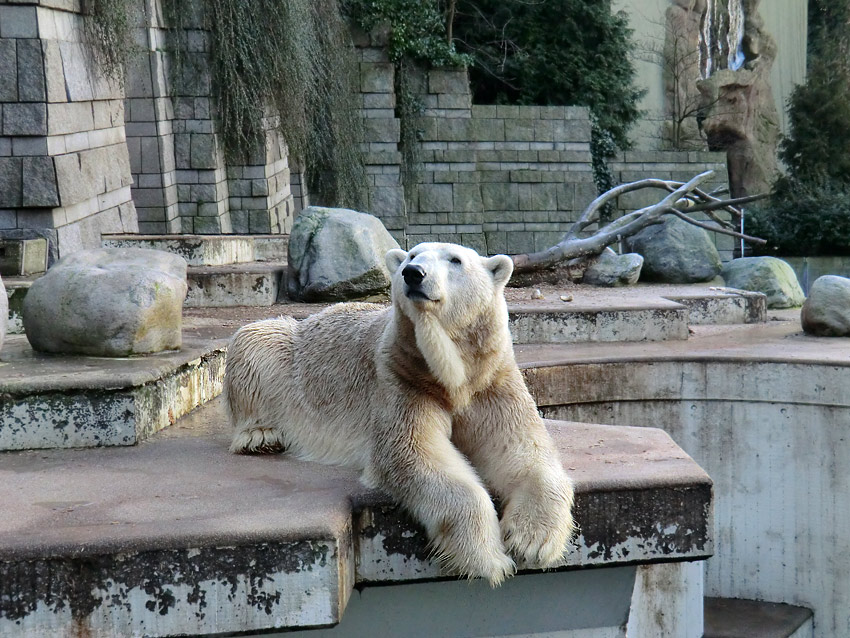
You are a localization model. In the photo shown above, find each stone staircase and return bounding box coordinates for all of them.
[101,234,290,307]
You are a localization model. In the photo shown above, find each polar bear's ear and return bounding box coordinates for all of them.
[385,248,408,274]
[485,254,514,287]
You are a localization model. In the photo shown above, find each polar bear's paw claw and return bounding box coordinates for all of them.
[501,492,575,569]
[230,427,286,455]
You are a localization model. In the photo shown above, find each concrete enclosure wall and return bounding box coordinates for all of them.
[527,359,850,638]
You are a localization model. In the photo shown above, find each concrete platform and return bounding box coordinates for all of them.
[0,334,226,451]
[0,399,712,637]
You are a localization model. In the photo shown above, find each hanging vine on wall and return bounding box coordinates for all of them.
[89,0,368,209]
[344,0,471,207]
[83,0,133,82]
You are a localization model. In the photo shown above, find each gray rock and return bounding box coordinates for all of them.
[581,249,644,287]
[0,275,7,354]
[801,275,850,336]
[625,216,722,283]
[288,206,400,302]
[722,257,805,309]
[23,248,187,356]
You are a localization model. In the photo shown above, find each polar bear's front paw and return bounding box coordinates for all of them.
[435,534,516,587]
[501,484,575,568]
[430,507,516,586]
[230,427,286,454]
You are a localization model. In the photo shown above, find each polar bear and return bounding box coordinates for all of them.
[225,242,575,585]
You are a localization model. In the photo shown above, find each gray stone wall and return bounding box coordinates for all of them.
[125,0,294,235]
[0,0,137,257]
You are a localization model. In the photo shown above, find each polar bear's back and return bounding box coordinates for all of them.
[226,303,390,467]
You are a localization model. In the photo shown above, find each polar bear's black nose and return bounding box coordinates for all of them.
[402,264,426,286]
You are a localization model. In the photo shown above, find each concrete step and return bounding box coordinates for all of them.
[509,299,690,344]
[704,598,813,638]
[186,262,288,307]
[101,233,289,266]
[0,333,226,451]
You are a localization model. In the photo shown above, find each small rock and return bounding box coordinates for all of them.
[625,216,722,283]
[288,206,400,302]
[531,288,544,300]
[560,294,573,302]
[801,275,850,336]
[721,257,805,308]
[23,248,187,356]
[581,248,644,287]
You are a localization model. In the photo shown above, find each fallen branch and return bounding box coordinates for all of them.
[512,171,767,274]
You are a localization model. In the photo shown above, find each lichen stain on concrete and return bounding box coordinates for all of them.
[574,486,711,564]
[357,506,431,563]
[0,541,330,626]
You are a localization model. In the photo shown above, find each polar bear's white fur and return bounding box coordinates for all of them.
[226,242,575,585]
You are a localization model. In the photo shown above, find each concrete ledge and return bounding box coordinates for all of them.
[186,262,287,307]
[102,234,258,266]
[0,335,227,450]
[509,300,689,343]
[0,400,712,637]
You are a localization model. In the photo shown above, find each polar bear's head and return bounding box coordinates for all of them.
[385,242,513,330]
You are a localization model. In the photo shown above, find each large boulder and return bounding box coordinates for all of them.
[801,275,850,336]
[0,275,7,354]
[722,257,805,309]
[23,248,187,356]
[581,249,644,287]
[625,216,722,283]
[288,206,401,301]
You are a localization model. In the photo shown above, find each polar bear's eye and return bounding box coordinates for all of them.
[450,257,462,265]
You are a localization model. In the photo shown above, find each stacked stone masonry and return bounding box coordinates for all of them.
[0,0,138,258]
[355,43,731,257]
[124,0,295,236]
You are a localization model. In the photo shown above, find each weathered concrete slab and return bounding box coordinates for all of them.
[185,262,287,307]
[0,399,712,637]
[666,288,766,325]
[512,322,850,638]
[0,335,226,450]
[509,300,689,344]
[102,234,256,266]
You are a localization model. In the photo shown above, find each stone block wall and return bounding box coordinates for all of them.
[124,0,294,235]
[356,43,405,244]
[0,0,137,258]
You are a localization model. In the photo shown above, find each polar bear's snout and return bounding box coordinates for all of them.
[402,264,426,286]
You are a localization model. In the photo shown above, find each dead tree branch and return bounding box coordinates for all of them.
[512,171,768,274]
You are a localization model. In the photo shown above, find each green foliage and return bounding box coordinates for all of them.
[452,0,643,151]
[345,0,470,66]
[778,46,850,185]
[451,0,643,202]
[747,179,850,257]
[752,2,850,256]
[83,0,133,81]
